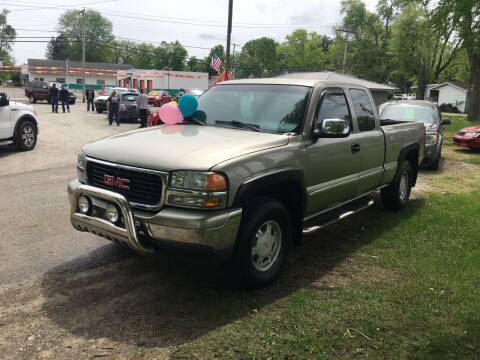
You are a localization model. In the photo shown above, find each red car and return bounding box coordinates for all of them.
[147,109,163,127]
[453,125,480,149]
[147,90,171,107]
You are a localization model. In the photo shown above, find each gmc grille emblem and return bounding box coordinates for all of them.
[103,175,130,190]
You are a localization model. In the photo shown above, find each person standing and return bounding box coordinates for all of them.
[107,91,120,126]
[138,88,148,128]
[59,85,70,113]
[86,86,95,111]
[49,83,59,113]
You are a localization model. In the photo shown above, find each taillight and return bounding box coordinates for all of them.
[120,103,125,110]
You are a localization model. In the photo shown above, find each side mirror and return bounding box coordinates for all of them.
[313,118,350,139]
[441,118,451,125]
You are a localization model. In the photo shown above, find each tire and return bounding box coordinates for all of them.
[233,197,292,288]
[70,100,75,105]
[430,145,441,170]
[28,94,36,104]
[16,121,37,151]
[381,160,413,210]
[96,108,102,113]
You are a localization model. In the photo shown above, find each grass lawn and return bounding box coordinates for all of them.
[137,114,480,359]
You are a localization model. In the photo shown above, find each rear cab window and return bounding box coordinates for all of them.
[349,89,376,131]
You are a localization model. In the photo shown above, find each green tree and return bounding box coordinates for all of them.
[0,9,16,65]
[186,56,200,71]
[45,34,68,60]
[235,37,279,78]
[335,0,396,83]
[437,0,480,121]
[277,29,332,72]
[152,41,188,71]
[56,9,114,62]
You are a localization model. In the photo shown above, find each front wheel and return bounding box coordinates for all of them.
[28,94,36,104]
[430,145,441,170]
[16,121,37,151]
[233,197,291,288]
[381,160,413,210]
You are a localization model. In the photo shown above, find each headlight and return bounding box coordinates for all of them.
[77,149,87,183]
[426,134,438,144]
[170,171,227,191]
[464,132,480,138]
[168,171,228,209]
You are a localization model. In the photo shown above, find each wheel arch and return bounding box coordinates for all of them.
[14,114,38,138]
[232,168,307,244]
[395,143,419,187]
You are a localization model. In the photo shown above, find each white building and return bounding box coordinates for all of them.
[22,59,133,90]
[117,69,209,95]
[424,82,469,113]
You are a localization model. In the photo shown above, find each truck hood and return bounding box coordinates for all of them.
[10,101,34,112]
[82,125,289,171]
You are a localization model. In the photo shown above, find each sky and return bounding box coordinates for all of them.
[3,0,379,65]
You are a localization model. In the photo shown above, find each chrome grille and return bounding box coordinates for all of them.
[86,159,165,209]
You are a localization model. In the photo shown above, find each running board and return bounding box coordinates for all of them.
[303,199,374,234]
[0,140,13,146]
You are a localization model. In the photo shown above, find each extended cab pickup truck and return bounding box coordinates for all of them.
[68,78,425,287]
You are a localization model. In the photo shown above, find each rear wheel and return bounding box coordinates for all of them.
[381,160,413,210]
[16,121,37,151]
[28,94,36,104]
[96,108,102,113]
[233,197,291,288]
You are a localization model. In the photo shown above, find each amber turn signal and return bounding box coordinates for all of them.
[203,198,221,207]
[207,173,227,191]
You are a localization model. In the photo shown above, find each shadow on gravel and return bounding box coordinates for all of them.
[0,146,17,159]
[40,196,424,349]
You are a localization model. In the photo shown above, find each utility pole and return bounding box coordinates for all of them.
[225,0,233,72]
[338,28,356,74]
[66,59,69,87]
[232,43,236,77]
[81,8,86,102]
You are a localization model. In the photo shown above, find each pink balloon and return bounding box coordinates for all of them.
[158,102,184,125]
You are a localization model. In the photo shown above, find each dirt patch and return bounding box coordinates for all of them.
[415,146,480,195]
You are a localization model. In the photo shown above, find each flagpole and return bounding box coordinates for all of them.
[225,0,233,72]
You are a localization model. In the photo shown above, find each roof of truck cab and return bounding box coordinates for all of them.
[218,78,370,89]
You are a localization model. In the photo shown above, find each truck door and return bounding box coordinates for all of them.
[305,88,360,214]
[0,94,11,139]
[347,88,385,195]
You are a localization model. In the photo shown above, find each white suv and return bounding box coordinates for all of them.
[0,92,39,151]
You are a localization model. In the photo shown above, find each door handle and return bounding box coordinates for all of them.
[351,144,361,153]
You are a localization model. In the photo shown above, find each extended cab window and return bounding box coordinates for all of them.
[315,91,351,129]
[349,89,375,131]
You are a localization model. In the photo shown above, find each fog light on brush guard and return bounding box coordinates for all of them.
[105,204,119,223]
[78,195,91,214]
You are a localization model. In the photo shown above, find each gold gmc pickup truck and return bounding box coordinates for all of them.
[68,78,425,287]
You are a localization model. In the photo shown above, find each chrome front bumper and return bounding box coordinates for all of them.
[68,180,242,255]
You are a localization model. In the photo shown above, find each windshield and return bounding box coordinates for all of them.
[196,84,310,133]
[122,93,138,101]
[380,104,438,124]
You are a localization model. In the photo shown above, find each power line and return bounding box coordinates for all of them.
[6,0,117,12]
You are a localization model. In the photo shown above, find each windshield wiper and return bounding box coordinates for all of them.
[215,120,262,132]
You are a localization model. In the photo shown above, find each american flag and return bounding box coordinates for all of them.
[210,54,222,74]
